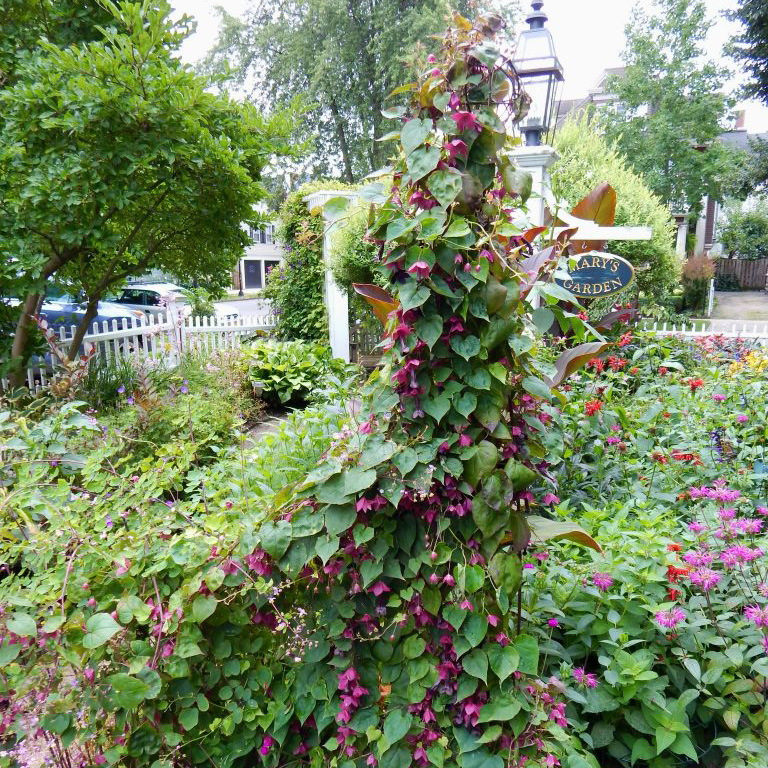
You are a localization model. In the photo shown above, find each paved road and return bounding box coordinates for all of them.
[710,291,768,325]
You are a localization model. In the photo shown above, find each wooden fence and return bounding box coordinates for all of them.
[716,257,768,290]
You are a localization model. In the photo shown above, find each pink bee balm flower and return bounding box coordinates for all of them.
[572,667,598,688]
[655,607,686,629]
[737,413,748,423]
[689,567,721,591]
[592,572,613,591]
[427,54,437,63]
[370,581,391,597]
[757,507,768,516]
[712,394,726,402]
[745,604,768,628]
[407,261,431,279]
[450,111,482,132]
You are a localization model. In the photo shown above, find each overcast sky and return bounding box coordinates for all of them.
[170,0,768,132]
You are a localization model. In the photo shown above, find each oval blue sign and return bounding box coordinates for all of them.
[554,252,635,298]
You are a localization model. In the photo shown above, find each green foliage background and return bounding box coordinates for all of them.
[551,117,680,294]
[720,199,768,260]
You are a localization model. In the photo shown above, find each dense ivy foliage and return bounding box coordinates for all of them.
[264,180,356,342]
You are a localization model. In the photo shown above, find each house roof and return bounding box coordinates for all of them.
[718,130,768,151]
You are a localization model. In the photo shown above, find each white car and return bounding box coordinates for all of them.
[110,284,239,321]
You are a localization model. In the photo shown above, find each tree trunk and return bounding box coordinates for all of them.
[329,96,355,183]
[66,299,101,361]
[8,292,42,388]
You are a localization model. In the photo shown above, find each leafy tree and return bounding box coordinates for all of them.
[204,0,520,182]
[552,116,679,293]
[0,0,114,87]
[728,0,768,106]
[0,0,292,385]
[720,198,768,260]
[602,0,738,216]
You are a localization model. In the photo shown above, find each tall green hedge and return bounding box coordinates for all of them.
[264,180,355,341]
[551,116,680,293]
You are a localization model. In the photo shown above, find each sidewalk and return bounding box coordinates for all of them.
[709,291,768,329]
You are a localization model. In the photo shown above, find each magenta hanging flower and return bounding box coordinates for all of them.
[450,111,482,132]
[407,261,431,279]
[542,493,560,506]
[445,139,468,159]
[260,736,275,756]
[370,581,391,597]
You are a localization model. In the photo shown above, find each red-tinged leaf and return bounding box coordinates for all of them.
[546,342,610,388]
[527,515,602,552]
[521,226,546,244]
[571,182,616,227]
[595,308,640,331]
[556,226,579,246]
[352,283,399,325]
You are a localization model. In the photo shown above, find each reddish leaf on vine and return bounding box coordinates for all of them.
[352,283,399,325]
[519,246,556,292]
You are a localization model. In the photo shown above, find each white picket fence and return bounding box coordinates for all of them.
[642,320,768,343]
[3,310,276,393]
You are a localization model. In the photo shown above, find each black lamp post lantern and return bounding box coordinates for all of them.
[513,0,564,147]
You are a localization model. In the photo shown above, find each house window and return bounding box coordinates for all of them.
[248,224,275,245]
[243,260,263,289]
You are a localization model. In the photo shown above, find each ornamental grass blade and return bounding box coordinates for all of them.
[352,283,399,325]
[527,515,602,552]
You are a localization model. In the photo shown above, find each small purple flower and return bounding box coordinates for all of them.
[126,396,135,406]
[547,618,559,628]
[105,515,113,529]
[592,572,614,592]
[181,379,189,394]
[117,386,125,394]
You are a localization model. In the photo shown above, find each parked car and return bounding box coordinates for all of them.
[109,283,240,321]
[40,294,146,333]
[5,294,145,334]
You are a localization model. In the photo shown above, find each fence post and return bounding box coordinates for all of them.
[706,278,715,317]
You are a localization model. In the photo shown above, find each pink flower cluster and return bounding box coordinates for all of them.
[655,607,686,629]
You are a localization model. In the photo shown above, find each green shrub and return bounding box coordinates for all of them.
[264,180,356,342]
[330,206,380,292]
[552,115,680,293]
[720,198,768,260]
[242,339,354,406]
